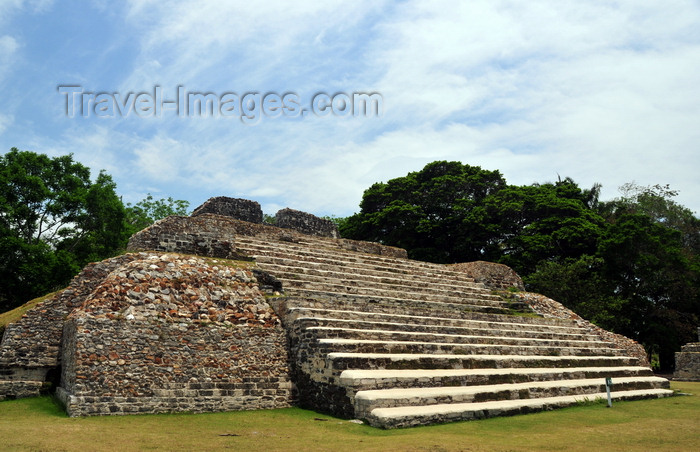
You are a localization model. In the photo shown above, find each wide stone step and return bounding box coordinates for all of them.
[281,285,522,314]
[302,326,612,350]
[325,353,637,373]
[338,366,656,391]
[354,376,669,419]
[315,338,622,357]
[236,238,482,280]
[292,316,599,342]
[282,303,571,330]
[255,259,494,299]
[284,292,538,319]
[364,388,675,428]
[254,255,484,291]
[271,270,499,304]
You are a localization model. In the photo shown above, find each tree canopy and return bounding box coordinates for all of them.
[0,148,130,310]
[0,148,190,312]
[341,161,506,263]
[342,161,699,370]
[125,194,190,233]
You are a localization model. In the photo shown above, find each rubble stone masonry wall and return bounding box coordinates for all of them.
[191,197,263,224]
[58,316,292,416]
[55,252,293,416]
[450,261,525,291]
[673,327,700,381]
[0,254,140,400]
[275,208,339,238]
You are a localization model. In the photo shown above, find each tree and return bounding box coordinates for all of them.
[479,178,606,275]
[125,194,190,234]
[340,161,506,263]
[601,183,700,254]
[524,255,630,332]
[0,148,129,311]
[598,213,698,369]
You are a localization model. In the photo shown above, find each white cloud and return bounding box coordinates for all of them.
[0,35,19,80]
[0,113,14,135]
[4,0,700,216]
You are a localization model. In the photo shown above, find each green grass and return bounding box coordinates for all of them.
[1,382,698,451]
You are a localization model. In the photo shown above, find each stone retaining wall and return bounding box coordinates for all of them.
[0,254,138,370]
[674,328,700,381]
[58,316,292,416]
[0,254,140,400]
[673,343,700,381]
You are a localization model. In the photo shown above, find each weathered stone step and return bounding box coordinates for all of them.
[282,302,570,329]
[251,251,457,281]
[280,276,504,308]
[285,291,523,317]
[253,253,484,288]
[253,254,480,286]
[364,388,675,428]
[0,380,44,400]
[291,316,599,342]
[338,366,656,391]
[315,338,622,357]
[325,353,637,373]
[281,283,520,313]
[255,259,493,298]
[236,238,481,281]
[354,376,669,419]
[303,326,612,350]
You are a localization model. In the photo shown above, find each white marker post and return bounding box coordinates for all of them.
[605,377,613,408]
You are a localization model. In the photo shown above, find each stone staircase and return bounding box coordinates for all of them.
[233,233,673,428]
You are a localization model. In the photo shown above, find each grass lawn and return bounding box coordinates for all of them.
[0,381,698,451]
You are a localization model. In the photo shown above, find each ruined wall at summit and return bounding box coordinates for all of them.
[275,208,339,238]
[191,196,263,224]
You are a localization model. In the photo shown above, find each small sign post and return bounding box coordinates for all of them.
[605,377,613,408]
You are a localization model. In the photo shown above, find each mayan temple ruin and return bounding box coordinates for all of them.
[0,197,673,428]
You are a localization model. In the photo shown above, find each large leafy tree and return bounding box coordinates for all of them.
[341,161,506,262]
[0,148,129,311]
[125,193,190,234]
[479,178,606,275]
[595,185,699,369]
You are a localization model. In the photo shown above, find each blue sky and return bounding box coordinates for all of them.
[1,0,699,217]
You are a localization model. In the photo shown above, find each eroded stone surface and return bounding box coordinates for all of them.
[674,328,700,381]
[450,261,525,291]
[275,208,339,238]
[191,196,263,223]
[56,252,292,416]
